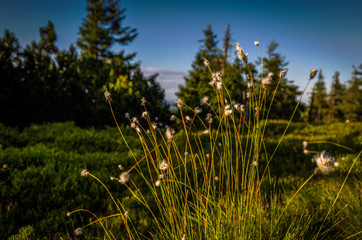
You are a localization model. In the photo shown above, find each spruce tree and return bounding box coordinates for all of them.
[76,0,169,124]
[176,25,223,108]
[77,0,137,59]
[342,65,362,121]
[39,21,58,57]
[0,30,21,125]
[260,40,301,119]
[311,70,328,122]
[328,71,345,121]
[176,25,245,110]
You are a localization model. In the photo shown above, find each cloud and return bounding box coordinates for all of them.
[141,66,187,102]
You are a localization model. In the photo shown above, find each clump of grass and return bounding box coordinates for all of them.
[68,41,361,239]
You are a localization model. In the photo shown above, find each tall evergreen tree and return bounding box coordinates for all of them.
[176,25,246,110]
[307,90,315,123]
[327,71,345,121]
[38,20,58,57]
[0,30,21,125]
[76,0,169,125]
[260,40,301,119]
[176,25,223,108]
[310,70,328,122]
[222,24,231,74]
[342,64,362,121]
[77,0,137,60]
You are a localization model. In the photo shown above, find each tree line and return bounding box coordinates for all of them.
[177,24,361,123]
[307,67,362,122]
[0,0,169,128]
[1,0,360,128]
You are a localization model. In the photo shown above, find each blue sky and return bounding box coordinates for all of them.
[1,0,361,102]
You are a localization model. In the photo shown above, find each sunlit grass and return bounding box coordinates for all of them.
[69,42,361,239]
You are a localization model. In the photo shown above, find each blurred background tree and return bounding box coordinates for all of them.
[0,0,169,128]
[341,64,362,121]
[176,24,246,112]
[0,3,361,128]
[258,40,302,119]
[327,71,345,121]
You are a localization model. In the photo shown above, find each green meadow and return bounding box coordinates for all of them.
[1,120,360,239]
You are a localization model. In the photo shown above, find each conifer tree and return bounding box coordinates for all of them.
[327,71,345,121]
[307,90,315,123]
[177,25,246,110]
[0,30,21,125]
[342,65,362,121]
[222,24,231,74]
[39,21,58,57]
[77,0,137,60]
[310,70,328,122]
[176,25,223,108]
[260,40,301,119]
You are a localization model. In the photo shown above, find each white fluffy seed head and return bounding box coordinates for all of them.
[194,106,202,114]
[159,160,169,171]
[236,43,243,52]
[119,172,130,184]
[216,81,223,90]
[80,169,89,177]
[201,96,209,105]
[203,129,210,135]
[224,105,232,117]
[74,227,83,236]
[303,141,308,149]
[176,98,183,108]
[104,91,111,100]
[312,151,336,174]
[141,111,148,118]
[141,97,147,106]
[166,128,174,142]
[279,69,287,79]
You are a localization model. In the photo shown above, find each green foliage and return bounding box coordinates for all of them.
[77,0,137,60]
[327,71,345,121]
[342,64,362,121]
[260,40,302,119]
[306,65,362,123]
[38,20,58,57]
[308,70,328,122]
[0,122,144,238]
[7,225,34,240]
[177,27,302,120]
[0,16,169,127]
[176,25,246,110]
[0,120,360,238]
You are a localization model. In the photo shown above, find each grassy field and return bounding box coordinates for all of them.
[0,120,361,239]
